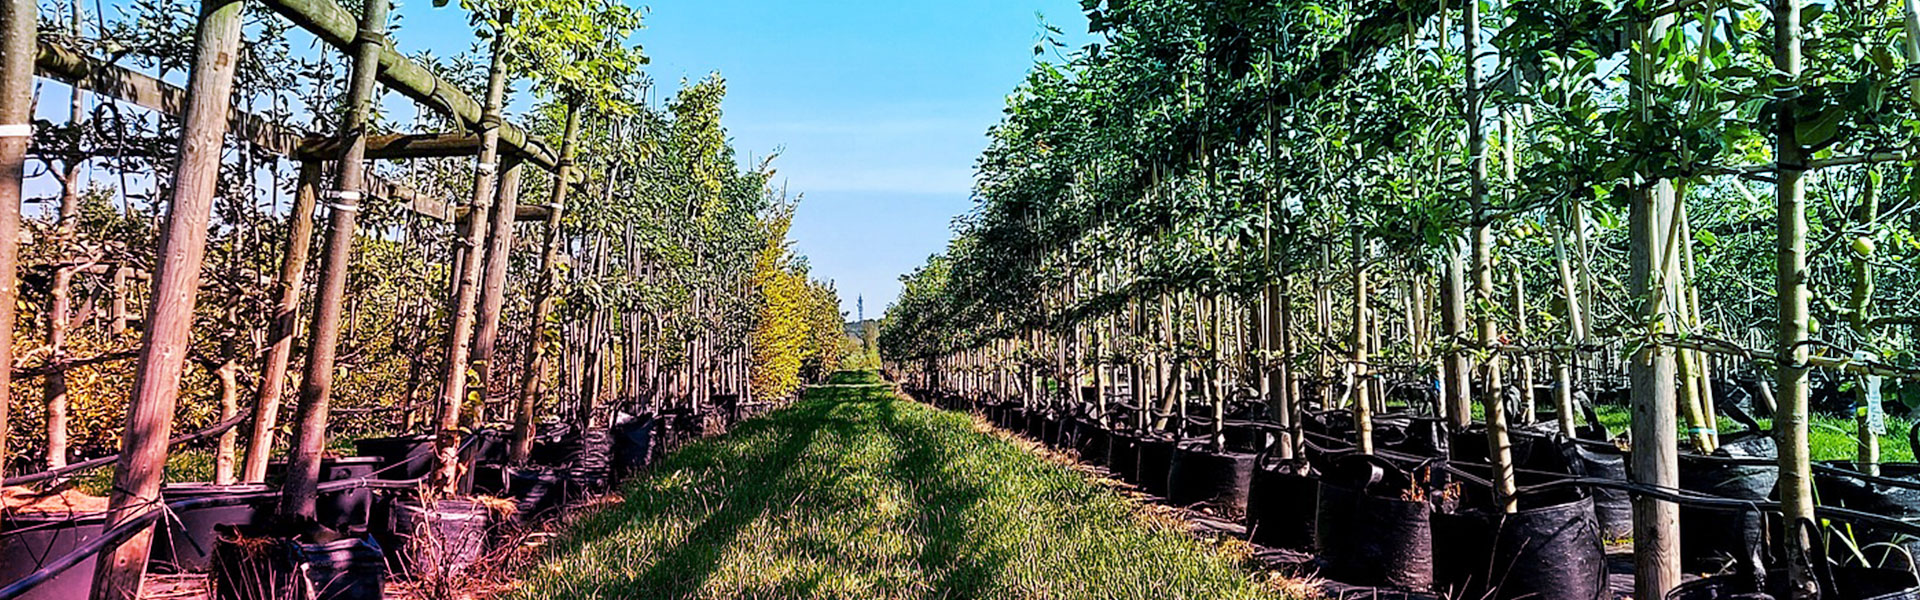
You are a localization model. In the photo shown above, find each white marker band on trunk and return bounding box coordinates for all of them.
[0,124,32,138]
[322,190,363,201]
[476,162,497,173]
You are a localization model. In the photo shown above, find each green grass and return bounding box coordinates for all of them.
[1588,404,1915,462]
[510,371,1291,600]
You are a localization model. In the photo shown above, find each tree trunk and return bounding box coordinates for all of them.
[471,156,525,423]
[89,0,243,595]
[244,160,320,482]
[280,0,390,518]
[1773,0,1814,591]
[511,101,579,464]
[432,22,510,495]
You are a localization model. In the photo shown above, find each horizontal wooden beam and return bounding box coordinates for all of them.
[453,203,553,222]
[258,0,567,176]
[36,42,303,156]
[33,39,456,222]
[295,132,481,161]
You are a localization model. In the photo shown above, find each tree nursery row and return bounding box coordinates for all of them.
[0,0,845,598]
[883,0,1920,599]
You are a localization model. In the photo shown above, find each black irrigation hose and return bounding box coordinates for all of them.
[0,433,480,600]
[3,411,253,487]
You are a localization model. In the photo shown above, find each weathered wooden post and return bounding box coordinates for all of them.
[89,0,245,595]
[0,0,34,480]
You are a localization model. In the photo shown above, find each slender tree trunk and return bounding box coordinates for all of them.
[1442,243,1472,429]
[1465,0,1517,512]
[432,23,511,495]
[511,102,579,464]
[244,160,320,481]
[89,0,243,595]
[45,4,86,469]
[1773,0,1814,591]
[280,0,390,518]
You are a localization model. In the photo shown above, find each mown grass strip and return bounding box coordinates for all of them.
[509,372,1294,600]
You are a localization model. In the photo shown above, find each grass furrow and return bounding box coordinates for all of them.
[509,372,1291,600]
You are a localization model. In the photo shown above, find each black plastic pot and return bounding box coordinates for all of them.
[387,497,489,579]
[1134,436,1177,497]
[612,413,660,475]
[152,483,274,573]
[1315,457,1435,591]
[1245,457,1318,550]
[1679,431,1778,574]
[1076,420,1109,465]
[0,510,107,600]
[506,467,568,523]
[1024,410,1049,441]
[353,434,436,481]
[263,456,381,532]
[1485,495,1608,600]
[1166,442,1255,518]
[211,532,386,600]
[1106,432,1141,482]
[1814,462,1920,569]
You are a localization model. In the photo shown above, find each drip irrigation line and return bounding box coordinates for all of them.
[0,433,482,600]
[3,410,252,487]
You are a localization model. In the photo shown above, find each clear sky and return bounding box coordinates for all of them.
[625,1,1090,319]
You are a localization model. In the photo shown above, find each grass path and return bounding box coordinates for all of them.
[508,371,1292,600]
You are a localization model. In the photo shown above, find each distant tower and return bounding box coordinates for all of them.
[858,295,864,323]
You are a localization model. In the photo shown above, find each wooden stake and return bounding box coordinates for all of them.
[90,0,243,595]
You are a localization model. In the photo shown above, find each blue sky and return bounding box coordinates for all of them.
[392,0,1094,318]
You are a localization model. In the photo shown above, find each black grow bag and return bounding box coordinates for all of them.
[1166,442,1255,518]
[1814,461,1920,569]
[1134,436,1177,497]
[1484,495,1608,600]
[1075,419,1108,465]
[1315,456,1435,590]
[1679,431,1778,574]
[211,531,386,600]
[1107,432,1141,481]
[1666,567,1920,600]
[0,509,106,600]
[612,413,660,475]
[153,483,274,573]
[1246,457,1318,550]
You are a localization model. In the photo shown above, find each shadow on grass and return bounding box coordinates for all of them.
[531,397,848,596]
[875,397,1012,598]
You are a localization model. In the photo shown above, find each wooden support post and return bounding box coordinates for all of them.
[89,0,243,595]
[511,101,579,464]
[244,160,321,482]
[1628,16,1683,592]
[280,0,389,519]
